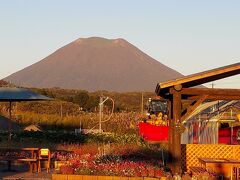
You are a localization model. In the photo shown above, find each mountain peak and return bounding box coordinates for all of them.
[74,37,128,46]
[4,37,182,92]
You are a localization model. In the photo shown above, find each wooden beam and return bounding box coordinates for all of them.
[181,95,208,122]
[156,63,240,95]
[186,95,240,100]
[185,95,202,100]
[176,88,240,96]
[205,95,240,100]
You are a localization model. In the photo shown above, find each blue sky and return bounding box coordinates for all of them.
[0,0,239,88]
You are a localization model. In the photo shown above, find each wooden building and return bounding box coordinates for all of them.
[155,62,240,173]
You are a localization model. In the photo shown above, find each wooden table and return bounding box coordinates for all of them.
[0,147,39,172]
[19,148,39,172]
[198,158,240,180]
[20,148,39,159]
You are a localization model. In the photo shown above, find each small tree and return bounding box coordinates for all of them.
[73,92,89,109]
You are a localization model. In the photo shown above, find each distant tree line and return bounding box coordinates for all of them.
[31,87,155,112]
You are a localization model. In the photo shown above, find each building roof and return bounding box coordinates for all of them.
[156,62,240,96]
[0,87,51,101]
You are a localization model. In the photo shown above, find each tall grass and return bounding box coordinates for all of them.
[5,108,141,134]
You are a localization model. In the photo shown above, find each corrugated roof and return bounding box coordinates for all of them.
[0,87,51,101]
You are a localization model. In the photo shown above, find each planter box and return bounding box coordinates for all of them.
[52,174,68,180]
[54,160,66,170]
[52,174,166,180]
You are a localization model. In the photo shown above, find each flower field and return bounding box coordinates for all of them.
[57,143,168,178]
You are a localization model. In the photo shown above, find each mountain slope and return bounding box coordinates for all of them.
[4,37,183,92]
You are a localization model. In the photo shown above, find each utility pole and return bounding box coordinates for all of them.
[99,96,103,133]
[60,102,63,120]
[211,82,215,88]
[99,96,109,133]
[141,92,144,117]
[79,119,82,132]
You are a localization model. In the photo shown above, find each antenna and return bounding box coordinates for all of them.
[210,82,215,88]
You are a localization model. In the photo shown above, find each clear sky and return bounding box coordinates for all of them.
[0,0,239,88]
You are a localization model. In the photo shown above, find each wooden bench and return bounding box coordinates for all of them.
[0,156,37,172]
[0,147,40,172]
[0,156,19,171]
[189,166,206,174]
[18,158,38,172]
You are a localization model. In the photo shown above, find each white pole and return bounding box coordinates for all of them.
[99,96,103,133]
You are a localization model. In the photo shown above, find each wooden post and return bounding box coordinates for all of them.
[168,98,173,169]
[8,101,12,141]
[171,88,182,174]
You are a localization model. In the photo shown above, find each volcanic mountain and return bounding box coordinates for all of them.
[4,37,183,92]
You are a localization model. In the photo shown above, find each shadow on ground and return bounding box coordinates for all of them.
[0,163,52,180]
